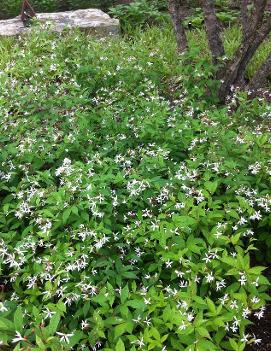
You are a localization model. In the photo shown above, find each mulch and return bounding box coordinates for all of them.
[246,263,271,351]
[246,302,271,351]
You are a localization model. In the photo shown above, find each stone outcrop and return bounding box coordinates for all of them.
[0,9,119,36]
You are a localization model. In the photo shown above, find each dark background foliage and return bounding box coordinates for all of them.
[0,0,232,20]
[0,0,131,19]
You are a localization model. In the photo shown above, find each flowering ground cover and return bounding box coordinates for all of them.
[0,26,270,351]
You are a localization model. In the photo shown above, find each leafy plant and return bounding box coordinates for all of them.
[183,7,239,29]
[109,0,168,32]
[0,0,116,19]
[0,24,270,351]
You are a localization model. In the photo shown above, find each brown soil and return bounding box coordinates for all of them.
[246,263,271,351]
[246,302,271,351]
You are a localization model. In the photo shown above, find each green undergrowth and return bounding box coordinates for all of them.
[0,25,270,351]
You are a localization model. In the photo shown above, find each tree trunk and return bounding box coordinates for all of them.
[250,52,271,90]
[168,0,271,103]
[251,0,268,32]
[224,1,269,91]
[168,0,188,54]
[218,20,271,102]
[240,0,250,39]
[201,0,225,64]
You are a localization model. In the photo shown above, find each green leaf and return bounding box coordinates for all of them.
[248,266,266,275]
[150,327,160,341]
[173,215,197,228]
[229,338,239,351]
[204,181,218,194]
[120,284,129,304]
[71,205,78,215]
[83,302,90,317]
[0,317,14,331]
[197,339,218,351]
[196,327,210,339]
[68,331,85,347]
[206,298,216,314]
[56,301,66,313]
[47,313,60,335]
[115,338,125,351]
[14,306,24,332]
[126,299,146,310]
[63,208,72,224]
[36,335,45,348]
[115,321,133,339]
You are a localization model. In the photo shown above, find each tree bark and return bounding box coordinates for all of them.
[230,0,268,86]
[168,0,271,103]
[218,18,271,102]
[240,0,250,39]
[252,0,268,31]
[249,52,271,90]
[168,0,188,54]
[201,0,225,64]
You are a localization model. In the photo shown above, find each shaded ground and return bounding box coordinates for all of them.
[247,265,271,351]
[247,303,271,351]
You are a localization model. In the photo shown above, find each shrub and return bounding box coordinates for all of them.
[0,0,116,19]
[183,7,239,29]
[0,26,270,350]
[109,0,169,33]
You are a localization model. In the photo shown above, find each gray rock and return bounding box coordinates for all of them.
[0,9,119,37]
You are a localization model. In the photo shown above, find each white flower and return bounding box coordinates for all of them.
[165,260,173,268]
[43,308,56,319]
[250,211,262,221]
[254,306,265,320]
[144,298,151,305]
[240,334,249,343]
[238,272,247,286]
[206,272,214,283]
[179,280,188,288]
[253,334,262,345]
[230,300,238,309]
[242,307,251,318]
[12,331,25,343]
[81,320,90,330]
[136,337,145,348]
[179,320,187,330]
[143,317,151,326]
[187,312,194,322]
[0,302,8,312]
[175,202,185,209]
[248,162,261,174]
[175,270,185,278]
[56,332,74,343]
[252,277,259,287]
[216,279,226,291]
[251,296,260,304]
[219,293,229,305]
[132,316,141,323]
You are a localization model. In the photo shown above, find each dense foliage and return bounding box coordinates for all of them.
[0,0,116,19]
[109,0,237,32]
[109,0,169,32]
[0,25,270,351]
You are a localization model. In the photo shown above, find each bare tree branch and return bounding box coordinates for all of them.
[201,0,225,64]
[168,0,188,54]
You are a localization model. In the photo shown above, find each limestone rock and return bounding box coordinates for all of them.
[0,9,120,37]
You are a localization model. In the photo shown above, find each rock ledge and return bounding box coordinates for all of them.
[0,9,120,36]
